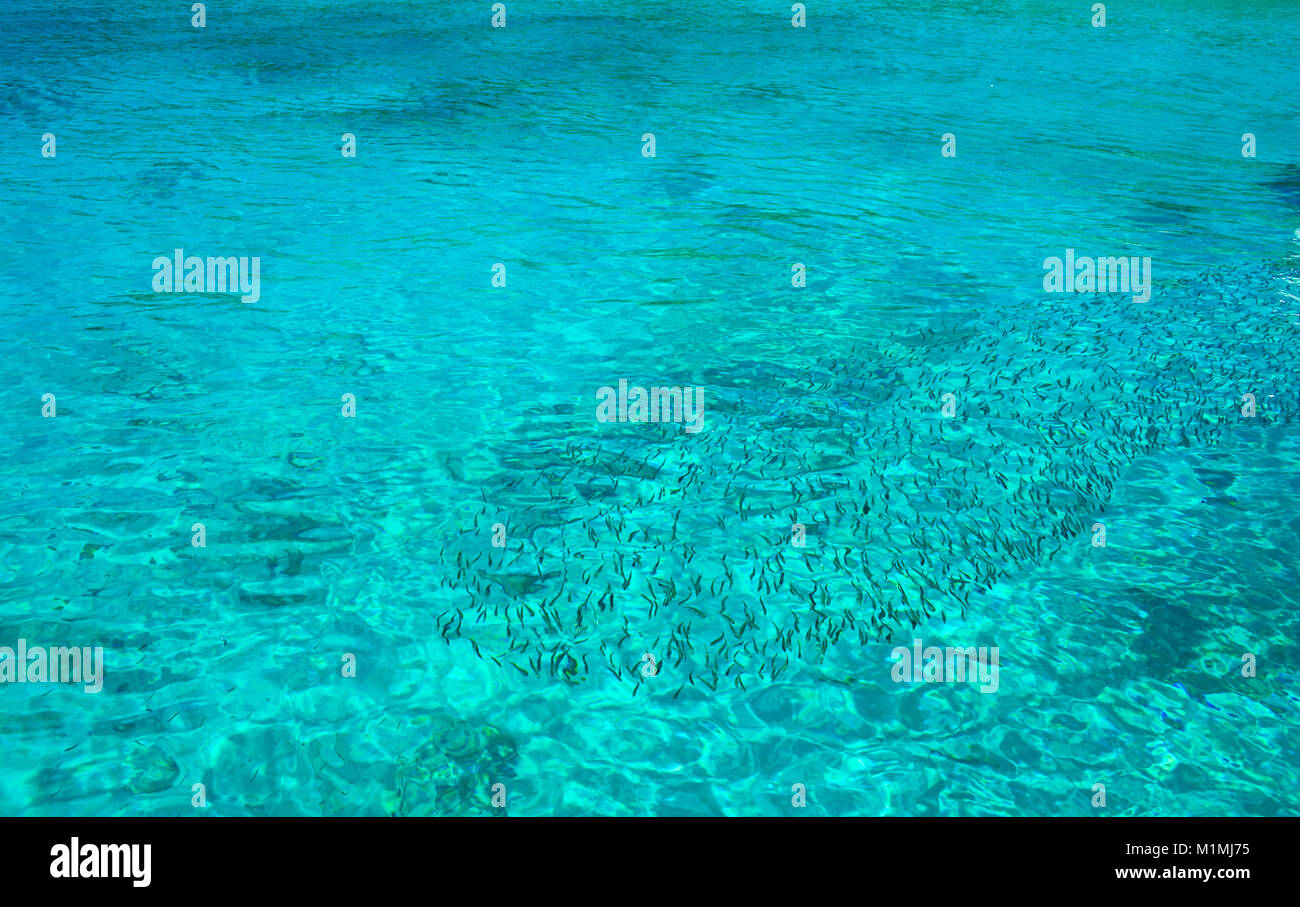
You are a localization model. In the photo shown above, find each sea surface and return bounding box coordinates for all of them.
[0,0,1297,816]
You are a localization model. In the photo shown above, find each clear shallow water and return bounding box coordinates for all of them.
[0,0,1297,816]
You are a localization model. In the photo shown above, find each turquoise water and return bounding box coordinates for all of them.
[1,0,1298,816]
